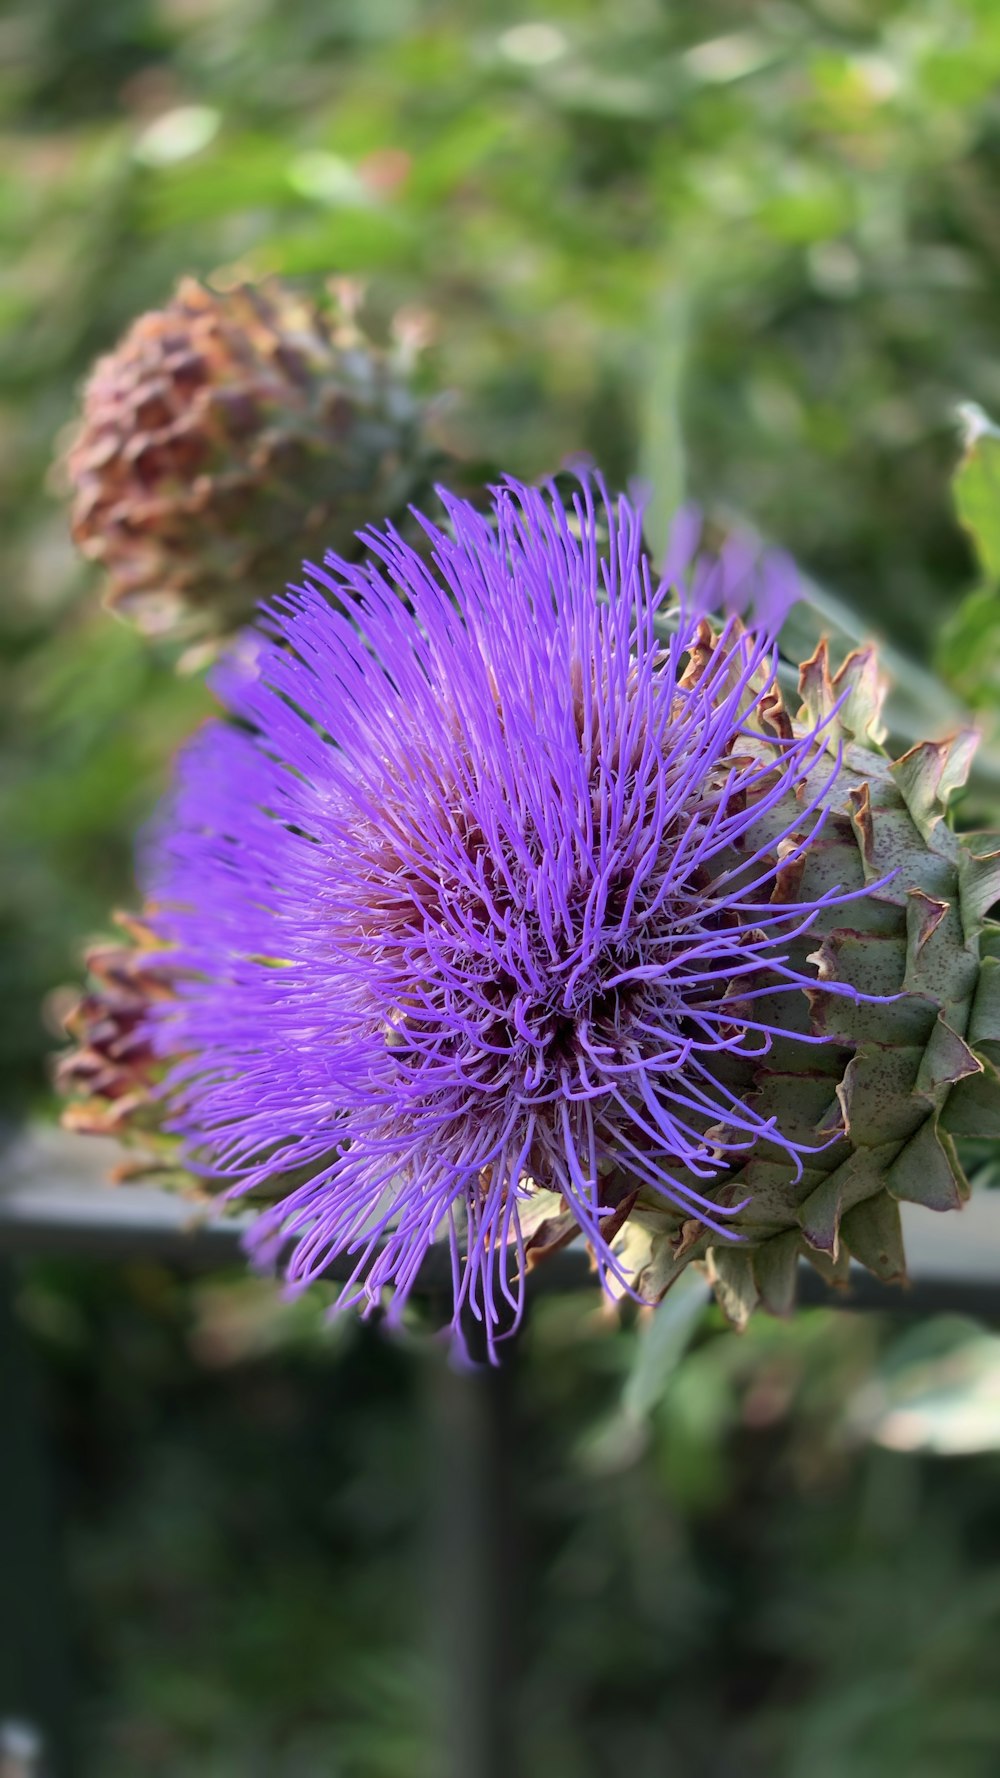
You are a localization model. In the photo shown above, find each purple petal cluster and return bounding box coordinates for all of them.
[144,478,861,1355]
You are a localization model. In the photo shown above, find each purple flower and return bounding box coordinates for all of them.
[144,477,865,1357]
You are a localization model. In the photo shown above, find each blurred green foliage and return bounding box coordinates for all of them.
[940,404,1000,710]
[18,1267,1000,1777]
[5,0,1000,1772]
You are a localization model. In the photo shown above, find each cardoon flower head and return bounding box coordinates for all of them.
[127,477,999,1354]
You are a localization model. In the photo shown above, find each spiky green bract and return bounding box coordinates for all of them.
[603,636,1000,1325]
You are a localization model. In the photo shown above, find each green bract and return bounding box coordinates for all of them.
[602,635,1000,1324]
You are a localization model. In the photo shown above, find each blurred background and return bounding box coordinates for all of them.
[3,0,1000,1773]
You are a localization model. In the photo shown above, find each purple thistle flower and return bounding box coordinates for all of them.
[144,477,868,1358]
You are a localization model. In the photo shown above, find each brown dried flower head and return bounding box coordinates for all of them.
[66,277,434,644]
[56,912,175,1158]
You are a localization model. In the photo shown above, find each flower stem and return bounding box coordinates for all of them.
[426,1302,522,1778]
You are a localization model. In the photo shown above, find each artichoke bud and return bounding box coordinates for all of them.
[612,632,1000,1326]
[55,912,178,1175]
[66,277,439,647]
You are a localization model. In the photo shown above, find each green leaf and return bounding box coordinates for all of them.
[621,1266,711,1425]
[953,403,1000,584]
[938,582,1000,710]
[578,1267,710,1475]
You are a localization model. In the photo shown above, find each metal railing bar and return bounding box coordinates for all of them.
[2,1157,1000,1316]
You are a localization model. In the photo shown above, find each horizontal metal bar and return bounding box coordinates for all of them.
[2,1128,1000,1316]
